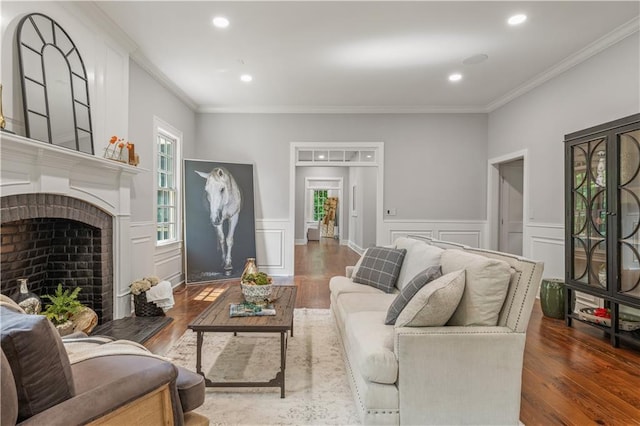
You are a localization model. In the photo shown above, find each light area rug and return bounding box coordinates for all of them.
[166,308,361,426]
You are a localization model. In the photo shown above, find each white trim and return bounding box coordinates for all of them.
[527,222,564,230]
[304,177,344,241]
[348,240,365,255]
[71,2,637,115]
[383,219,488,224]
[486,16,639,112]
[289,142,384,269]
[198,105,487,114]
[153,116,183,246]
[487,150,529,252]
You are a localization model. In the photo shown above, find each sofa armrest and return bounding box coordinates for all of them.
[394,326,525,426]
[345,266,355,278]
[19,360,180,426]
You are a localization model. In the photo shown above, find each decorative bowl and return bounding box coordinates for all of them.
[240,282,273,305]
[579,307,640,331]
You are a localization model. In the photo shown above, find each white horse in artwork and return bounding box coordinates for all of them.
[196,168,242,273]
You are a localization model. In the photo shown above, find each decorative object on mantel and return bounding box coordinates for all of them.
[10,278,42,315]
[0,83,5,130]
[0,83,14,134]
[130,276,174,316]
[103,135,139,166]
[17,13,94,154]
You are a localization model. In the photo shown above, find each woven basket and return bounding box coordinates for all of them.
[133,292,165,317]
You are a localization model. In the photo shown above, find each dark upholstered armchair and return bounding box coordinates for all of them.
[1,301,208,426]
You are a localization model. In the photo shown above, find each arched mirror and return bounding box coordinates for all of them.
[17,13,94,154]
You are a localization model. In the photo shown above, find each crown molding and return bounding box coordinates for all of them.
[68,4,639,116]
[129,52,198,111]
[71,2,198,112]
[197,105,487,114]
[486,16,640,113]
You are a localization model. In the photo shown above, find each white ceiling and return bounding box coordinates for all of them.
[91,1,639,113]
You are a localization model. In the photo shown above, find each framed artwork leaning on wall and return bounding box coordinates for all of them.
[183,159,256,283]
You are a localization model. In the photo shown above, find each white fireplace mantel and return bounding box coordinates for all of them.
[0,132,146,319]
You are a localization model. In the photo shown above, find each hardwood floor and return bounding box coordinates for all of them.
[144,238,640,425]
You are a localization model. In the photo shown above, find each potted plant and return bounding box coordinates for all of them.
[240,272,274,305]
[41,284,84,336]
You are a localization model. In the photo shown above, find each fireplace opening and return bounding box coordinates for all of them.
[1,194,113,324]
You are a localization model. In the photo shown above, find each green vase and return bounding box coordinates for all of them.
[540,278,566,319]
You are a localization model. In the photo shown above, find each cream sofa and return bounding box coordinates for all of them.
[330,236,544,425]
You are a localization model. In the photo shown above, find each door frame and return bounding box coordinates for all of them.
[289,142,384,260]
[487,149,529,253]
[304,177,343,242]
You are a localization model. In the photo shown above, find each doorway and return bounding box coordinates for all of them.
[487,149,528,255]
[498,159,524,256]
[289,143,384,272]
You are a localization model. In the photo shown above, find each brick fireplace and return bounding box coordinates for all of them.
[1,194,113,323]
[0,133,141,320]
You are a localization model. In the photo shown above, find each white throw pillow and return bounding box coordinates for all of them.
[394,238,444,291]
[395,270,465,327]
[441,250,511,326]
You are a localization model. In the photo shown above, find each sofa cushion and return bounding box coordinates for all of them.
[175,366,205,413]
[441,249,512,326]
[0,306,76,421]
[345,311,397,384]
[335,293,397,323]
[329,276,389,299]
[395,270,466,327]
[385,266,442,325]
[353,247,407,293]
[394,238,444,290]
[1,350,18,426]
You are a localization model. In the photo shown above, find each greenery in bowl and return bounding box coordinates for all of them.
[242,272,273,285]
[41,284,83,325]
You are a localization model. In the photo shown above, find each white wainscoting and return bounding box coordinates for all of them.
[381,220,486,248]
[256,219,292,276]
[130,221,183,288]
[524,222,565,280]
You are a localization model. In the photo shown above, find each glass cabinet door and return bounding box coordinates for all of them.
[571,137,608,289]
[618,129,640,299]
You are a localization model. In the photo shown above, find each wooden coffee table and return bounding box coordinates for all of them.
[188,285,297,398]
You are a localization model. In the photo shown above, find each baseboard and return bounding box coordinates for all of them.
[348,241,365,255]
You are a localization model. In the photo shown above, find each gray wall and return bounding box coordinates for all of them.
[295,167,350,240]
[349,166,378,250]
[195,113,488,222]
[488,34,640,225]
[128,60,197,222]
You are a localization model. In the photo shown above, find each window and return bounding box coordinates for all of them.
[313,190,328,221]
[156,125,180,244]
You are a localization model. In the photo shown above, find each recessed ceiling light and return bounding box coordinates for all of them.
[448,73,462,82]
[240,74,253,83]
[508,14,527,26]
[212,16,229,28]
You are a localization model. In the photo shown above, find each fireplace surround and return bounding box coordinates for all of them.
[0,133,142,320]
[1,194,113,323]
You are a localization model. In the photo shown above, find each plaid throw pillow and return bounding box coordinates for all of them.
[353,247,407,293]
[385,266,442,325]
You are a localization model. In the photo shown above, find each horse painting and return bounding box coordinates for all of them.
[196,167,242,273]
